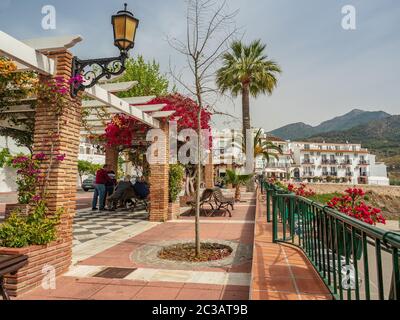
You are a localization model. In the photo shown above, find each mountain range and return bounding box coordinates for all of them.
[268,109,400,184]
[269,109,391,140]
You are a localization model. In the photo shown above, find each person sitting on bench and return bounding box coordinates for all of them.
[107,175,133,211]
[133,176,150,200]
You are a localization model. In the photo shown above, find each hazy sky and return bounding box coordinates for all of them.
[1,0,399,131]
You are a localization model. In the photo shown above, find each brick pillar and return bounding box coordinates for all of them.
[105,145,119,175]
[205,153,214,188]
[148,123,169,222]
[33,50,81,273]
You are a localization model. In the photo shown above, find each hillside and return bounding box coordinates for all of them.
[269,109,391,140]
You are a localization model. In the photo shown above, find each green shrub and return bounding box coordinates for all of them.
[308,193,342,205]
[0,213,30,247]
[312,177,320,183]
[0,201,62,248]
[169,164,185,203]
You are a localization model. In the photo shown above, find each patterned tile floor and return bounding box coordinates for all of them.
[73,208,148,246]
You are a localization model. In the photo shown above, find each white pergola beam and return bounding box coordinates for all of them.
[22,35,82,52]
[2,105,34,113]
[150,111,176,118]
[0,31,55,75]
[134,104,166,112]
[82,96,157,109]
[84,85,159,129]
[123,96,156,105]
[99,81,138,93]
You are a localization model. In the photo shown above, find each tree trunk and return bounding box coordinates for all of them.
[242,82,251,148]
[195,108,202,256]
[235,185,241,202]
[242,83,254,192]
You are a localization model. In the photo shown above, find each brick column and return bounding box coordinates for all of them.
[105,145,119,174]
[204,153,214,188]
[33,50,81,273]
[148,123,169,222]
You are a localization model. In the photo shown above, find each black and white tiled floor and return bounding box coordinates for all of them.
[72,208,148,246]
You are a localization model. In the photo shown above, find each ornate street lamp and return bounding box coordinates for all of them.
[71,3,139,97]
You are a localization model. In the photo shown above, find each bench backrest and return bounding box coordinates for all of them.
[201,189,214,202]
[213,188,225,201]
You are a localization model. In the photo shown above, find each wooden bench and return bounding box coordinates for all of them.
[186,189,215,214]
[212,188,235,217]
[0,254,28,300]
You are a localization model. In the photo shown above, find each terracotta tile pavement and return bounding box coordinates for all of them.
[250,190,333,300]
[17,276,249,300]
[15,190,331,300]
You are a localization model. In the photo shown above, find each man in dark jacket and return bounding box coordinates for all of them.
[92,164,111,211]
[133,176,150,200]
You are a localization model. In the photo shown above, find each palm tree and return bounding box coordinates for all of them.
[253,129,283,163]
[224,169,253,202]
[216,40,282,147]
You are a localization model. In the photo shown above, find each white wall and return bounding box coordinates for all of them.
[0,167,18,192]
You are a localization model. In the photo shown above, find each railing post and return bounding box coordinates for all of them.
[272,194,278,243]
[266,187,271,223]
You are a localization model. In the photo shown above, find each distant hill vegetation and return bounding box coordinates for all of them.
[305,115,400,156]
[269,109,391,140]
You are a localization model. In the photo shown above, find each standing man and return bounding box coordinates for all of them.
[92,164,111,211]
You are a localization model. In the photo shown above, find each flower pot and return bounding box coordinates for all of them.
[4,204,30,220]
[168,202,181,220]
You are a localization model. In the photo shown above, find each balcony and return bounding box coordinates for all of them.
[266,163,290,169]
[302,159,315,165]
[346,172,353,177]
[321,159,338,165]
[341,159,353,165]
[359,160,369,166]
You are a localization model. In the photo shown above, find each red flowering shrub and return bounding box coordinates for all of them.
[288,183,316,198]
[104,93,212,147]
[146,93,211,131]
[104,114,148,146]
[327,188,386,225]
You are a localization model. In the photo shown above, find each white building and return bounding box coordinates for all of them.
[289,141,389,185]
[255,136,389,186]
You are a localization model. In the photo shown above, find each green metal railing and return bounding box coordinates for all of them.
[263,182,400,300]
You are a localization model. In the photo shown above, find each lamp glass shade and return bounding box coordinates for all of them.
[112,12,139,51]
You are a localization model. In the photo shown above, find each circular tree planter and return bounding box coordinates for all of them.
[131,239,252,270]
[158,242,233,263]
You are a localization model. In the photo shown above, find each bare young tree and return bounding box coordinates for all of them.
[168,0,238,255]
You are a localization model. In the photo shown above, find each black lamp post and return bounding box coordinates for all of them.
[71,3,139,97]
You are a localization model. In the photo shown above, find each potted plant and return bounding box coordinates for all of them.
[224,170,253,202]
[168,164,185,220]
